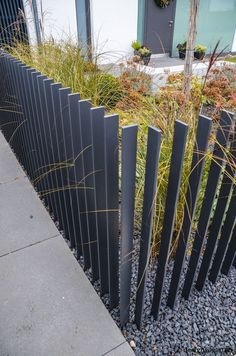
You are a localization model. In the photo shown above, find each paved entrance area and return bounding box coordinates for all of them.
[0,131,133,356]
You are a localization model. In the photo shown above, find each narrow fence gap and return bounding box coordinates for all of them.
[221,225,236,275]
[208,185,236,283]
[91,107,108,289]
[151,120,188,320]
[120,124,138,326]
[167,115,212,309]
[104,114,119,308]
[195,116,236,291]
[182,111,233,300]
[135,126,162,329]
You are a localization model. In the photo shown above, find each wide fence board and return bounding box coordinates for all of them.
[104,114,119,308]
[195,119,236,291]
[135,126,162,329]
[151,120,188,320]
[120,124,138,326]
[91,107,108,292]
[182,111,233,300]
[208,185,236,283]
[167,115,212,309]
[221,225,236,275]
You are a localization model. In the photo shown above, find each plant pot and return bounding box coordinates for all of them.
[194,51,205,60]
[134,49,140,56]
[141,55,151,65]
[178,50,186,59]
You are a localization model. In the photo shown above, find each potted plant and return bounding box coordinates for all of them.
[131,40,142,55]
[138,46,152,65]
[176,41,187,59]
[194,44,207,60]
[131,41,152,65]
[154,0,173,8]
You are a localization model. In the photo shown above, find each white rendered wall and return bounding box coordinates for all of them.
[22,0,37,45]
[90,0,138,62]
[232,29,236,52]
[37,0,78,42]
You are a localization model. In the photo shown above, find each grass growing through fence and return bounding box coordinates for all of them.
[6,41,236,257]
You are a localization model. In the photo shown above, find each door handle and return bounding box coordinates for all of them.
[169,20,174,27]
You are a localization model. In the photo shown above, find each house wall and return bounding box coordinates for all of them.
[90,0,138,62]
[37,0,77,41]
[172,0,236,57]
[232,29,236,52]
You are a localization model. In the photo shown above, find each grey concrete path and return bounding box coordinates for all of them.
[0,132,134,356]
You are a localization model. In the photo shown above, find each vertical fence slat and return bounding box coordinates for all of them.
[221,225,236,276]
[51,82,69,234]
[67,93,84,258]
[104,114,119,308]
[31,72,47,184]
[208,185,236,283]
[151,120,188,319]
[182,111,233,300]
[14,63,28,166]
[91,107,108,291]
[78,100,99,277]
[135,126,161,329]
[39,78,55,214]
[120,124,138,326]
[167,115,212,309]
[37,75,55,212]
[58,88,76,248]
[20,66,34,175]
[195,120,236,291]
[43,80,60,223]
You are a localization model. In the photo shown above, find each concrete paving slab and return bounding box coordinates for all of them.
[0,132,26,184]
[104,342,135,355]
[0,177,59,256]
[0,236,133,356]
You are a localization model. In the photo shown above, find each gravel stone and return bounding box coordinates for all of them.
[67,234,236,355]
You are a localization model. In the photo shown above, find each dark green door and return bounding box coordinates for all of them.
[143,0,177,54]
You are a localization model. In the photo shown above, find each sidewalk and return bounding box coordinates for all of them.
[0,132,134,356]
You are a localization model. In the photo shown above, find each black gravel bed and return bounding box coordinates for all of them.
[77,248,236,356]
